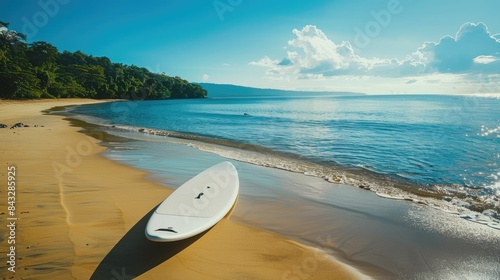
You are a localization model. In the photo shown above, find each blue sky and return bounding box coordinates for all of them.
[1,0,499,94]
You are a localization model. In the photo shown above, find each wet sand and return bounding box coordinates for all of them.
[95,114,500,279]
[0,99,361,279]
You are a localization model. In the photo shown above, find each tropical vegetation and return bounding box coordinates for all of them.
[0,21,206,100]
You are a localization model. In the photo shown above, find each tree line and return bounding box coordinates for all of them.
[0,21,206,100]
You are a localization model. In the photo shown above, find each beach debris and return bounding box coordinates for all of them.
[10,122,25,129]
[0,123,7,128]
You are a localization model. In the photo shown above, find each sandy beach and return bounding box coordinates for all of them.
[0,99,361,279]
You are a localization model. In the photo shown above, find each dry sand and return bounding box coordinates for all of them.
[0,99,361,279]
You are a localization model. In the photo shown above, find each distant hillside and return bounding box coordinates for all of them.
[197,83,365,98]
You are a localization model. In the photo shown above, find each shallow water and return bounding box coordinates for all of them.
[71,95,500,202]
[65,95,500,278]
[100,137,500,279]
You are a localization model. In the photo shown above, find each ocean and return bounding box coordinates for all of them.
[65,94,500,278]
[70,94,500,203]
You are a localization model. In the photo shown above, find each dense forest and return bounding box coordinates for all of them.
[0,21,206,100]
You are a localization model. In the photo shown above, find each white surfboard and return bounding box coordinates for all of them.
[145,161,239,242]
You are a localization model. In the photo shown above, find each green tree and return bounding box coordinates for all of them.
[26,41,58,68]
[1,20,207,100]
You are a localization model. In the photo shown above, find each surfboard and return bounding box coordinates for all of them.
[145,161,239,242]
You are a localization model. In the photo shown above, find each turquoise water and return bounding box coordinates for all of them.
[68,94,500,278]
[71,94,500,200]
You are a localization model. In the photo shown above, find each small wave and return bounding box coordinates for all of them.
[57,107,500,230]
[101,124,499,223]
[457,93,500,99]
[484,178,500,198]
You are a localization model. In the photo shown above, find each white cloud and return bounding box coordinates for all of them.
[473,55,499,64]
[250,22,500,80]
[416,22,500,73]
[250,25,377,78]
[249,56,279,67]
[287,25,353,71]
[249,25,423,78]
[202,74,209,81]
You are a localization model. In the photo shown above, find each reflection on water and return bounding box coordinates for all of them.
[71,95,500,206]
[103,138,500,279]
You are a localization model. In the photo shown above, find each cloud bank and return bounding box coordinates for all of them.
[250,22,500,80]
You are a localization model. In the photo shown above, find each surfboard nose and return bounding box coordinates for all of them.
[220,161,238,176]
[145,161,239,242]
[213,161,239,183]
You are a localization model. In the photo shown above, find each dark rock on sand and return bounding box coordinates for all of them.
[10,122,25,129]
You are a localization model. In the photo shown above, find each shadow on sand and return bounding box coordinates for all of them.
[91,206,207,279]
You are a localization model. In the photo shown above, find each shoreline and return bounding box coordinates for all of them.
[58,100,500,278]
[63,103,500,229]
[0,99,362,279]
[86,123,500,278]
